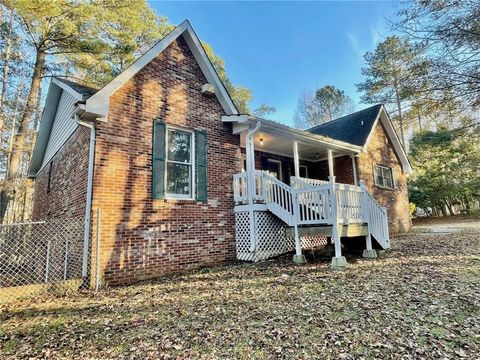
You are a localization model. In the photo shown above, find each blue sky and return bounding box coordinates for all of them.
[150,1,398,125]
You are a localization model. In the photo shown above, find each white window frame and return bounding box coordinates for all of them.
[165,126,195,200]
[299,165,308,178]
[373,164,395,189]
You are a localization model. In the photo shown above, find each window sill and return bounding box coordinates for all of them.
[374,185,396,191]
[156,198,205,205]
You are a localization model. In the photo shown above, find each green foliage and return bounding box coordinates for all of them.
[294,85,353,129]
[202,41,253,114]
[315,85,354,122]
[408,127,480,215]
[395,0,480,107]
[356,36,429,146]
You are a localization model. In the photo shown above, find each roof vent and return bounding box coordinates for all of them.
[361,120,364,126]
[202,83,215,96]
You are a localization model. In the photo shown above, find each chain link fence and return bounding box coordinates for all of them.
[0,216,95,304]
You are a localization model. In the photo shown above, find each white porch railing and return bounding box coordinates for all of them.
[233,171,390,249]
[233,171,264,203]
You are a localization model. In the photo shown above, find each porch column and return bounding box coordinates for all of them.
[327,149,334,178]
[351,155,358,186]
[293,141,300,177]
[246,122,261,252]
[330,174,347,269]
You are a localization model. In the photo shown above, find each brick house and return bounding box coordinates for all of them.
[28,21,412,286]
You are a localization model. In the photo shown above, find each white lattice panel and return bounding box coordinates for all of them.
[236,211,328,262]
[254,212,292,260]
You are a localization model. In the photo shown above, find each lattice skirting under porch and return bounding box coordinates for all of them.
[235,210,328,262]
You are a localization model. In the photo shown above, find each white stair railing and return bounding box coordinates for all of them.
[363,190,390,249]
[262,172,295,226]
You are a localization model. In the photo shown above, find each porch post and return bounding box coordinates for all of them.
[293,141,300,178]
[330,175,347,269]
[327,149,334,178]
[361,180,377,258]
[246,122,261,253]
[351,155,358,186]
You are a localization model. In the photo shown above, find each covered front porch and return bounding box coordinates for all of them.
[223,115,390,268]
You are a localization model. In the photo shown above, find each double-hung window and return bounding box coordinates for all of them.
[166,128,194,199]
[373,164,394,189]
[152,121,208,201]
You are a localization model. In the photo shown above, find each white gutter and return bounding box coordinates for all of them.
[76,114,96,283]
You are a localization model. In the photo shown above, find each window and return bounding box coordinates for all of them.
[373,164,394,189]
[165,128,194,199]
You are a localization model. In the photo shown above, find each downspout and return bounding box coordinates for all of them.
[246,120,261,252]
[76,115,96,286]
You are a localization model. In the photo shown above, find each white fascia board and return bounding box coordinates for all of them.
[28,81,63,178]
[85,20,238,119]
[222,114,249,123]
[51,78,83,101]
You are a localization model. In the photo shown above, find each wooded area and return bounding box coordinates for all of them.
[0,0,478,223]
[0,0,260,224]
[293,0,480,217]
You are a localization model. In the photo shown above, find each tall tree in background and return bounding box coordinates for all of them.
[315,85,354,122]
[356,36,428,148]
[395,0,480,107]
[294,85,353,129]
[0,1,262,222]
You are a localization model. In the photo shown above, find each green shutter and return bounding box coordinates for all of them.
[195,130,208,202]
[152,121,166,199]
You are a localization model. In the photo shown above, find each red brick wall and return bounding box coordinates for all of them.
[32,126,90,220]
[357,122,411,233]
[315,155,356,185]
[91,36,241,285]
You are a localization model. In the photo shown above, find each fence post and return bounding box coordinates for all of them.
[63,240,69,280]
[95,208,101,291]
[45,238,51,283]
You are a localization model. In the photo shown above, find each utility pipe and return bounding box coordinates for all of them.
[76,115,96,285]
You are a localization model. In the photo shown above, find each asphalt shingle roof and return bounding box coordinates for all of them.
[55,77,98,98]
[307,104,383,147]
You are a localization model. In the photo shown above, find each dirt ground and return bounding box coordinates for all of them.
[0,219,479,359]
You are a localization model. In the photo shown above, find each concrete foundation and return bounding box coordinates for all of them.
[330,256,348,269]
[362,249,378,258]
[292,254,307,264]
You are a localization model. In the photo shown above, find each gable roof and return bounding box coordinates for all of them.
[28,77,95,178]
[308,104,382,146]
[55,78,98,99]
[84,20,238,119]
[308,104,412,174]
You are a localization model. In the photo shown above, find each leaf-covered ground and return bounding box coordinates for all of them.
[1,221,479,359]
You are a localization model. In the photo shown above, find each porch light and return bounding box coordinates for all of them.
[315,152,319,160]
[259,138,264,146]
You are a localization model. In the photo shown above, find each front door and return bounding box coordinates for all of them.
[263,158,283,180]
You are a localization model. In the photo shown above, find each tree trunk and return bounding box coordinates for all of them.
[0,50,45,223]
[394,86,406,149]
[0,9,14,138]
[7,50,45,181]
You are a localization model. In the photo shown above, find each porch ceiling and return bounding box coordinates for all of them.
[240,130,356,162]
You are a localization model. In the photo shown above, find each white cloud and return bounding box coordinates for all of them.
[346,32,364,58]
